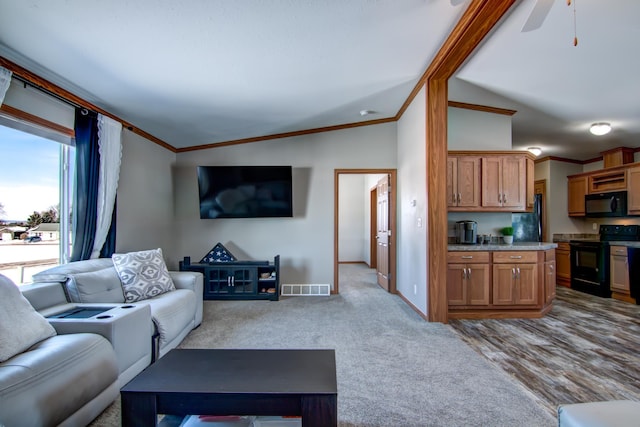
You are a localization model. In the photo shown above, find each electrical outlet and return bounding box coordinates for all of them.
[593,223,598,231]
[413,284,417,295]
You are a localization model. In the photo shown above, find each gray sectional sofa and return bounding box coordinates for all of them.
[0,255,203,427]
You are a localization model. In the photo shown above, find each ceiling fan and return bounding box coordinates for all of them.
[450,0,577,44]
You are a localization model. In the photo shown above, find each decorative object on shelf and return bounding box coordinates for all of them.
[501,226,514,245]
[200,242,237,264]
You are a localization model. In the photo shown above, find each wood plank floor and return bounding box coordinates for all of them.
[449,287,640,415]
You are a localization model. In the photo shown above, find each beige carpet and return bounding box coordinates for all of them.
[91,264,555,426]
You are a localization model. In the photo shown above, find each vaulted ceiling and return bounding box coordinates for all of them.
[0,0,638,160]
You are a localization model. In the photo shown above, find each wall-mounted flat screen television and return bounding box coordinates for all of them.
[197,166,293,219]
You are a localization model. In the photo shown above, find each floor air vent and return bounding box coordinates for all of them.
[281,284,331,296]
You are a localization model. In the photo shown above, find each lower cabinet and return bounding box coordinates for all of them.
[448,249,553,318]
[555,242,571,287]
[447,253,490,306]
[492,251,539,306]
[180,255,280,300]
[492,263,538,305]
[610,245,633,303]
[544,250,557,305]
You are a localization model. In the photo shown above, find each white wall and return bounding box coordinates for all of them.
[116,130,178,262]
[546,160,586,236]
[397,85,427,314]
[447,106,513,239]
[173,123,397,288]
[338,174,366,262]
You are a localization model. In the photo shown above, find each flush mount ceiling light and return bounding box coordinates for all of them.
[590,122,612,136]
[527,147,542,156]
[359,110,377,116]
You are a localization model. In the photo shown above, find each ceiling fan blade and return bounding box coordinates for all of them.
[521,0,554,32]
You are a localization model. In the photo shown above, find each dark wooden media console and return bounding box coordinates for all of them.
[180,255,280,300]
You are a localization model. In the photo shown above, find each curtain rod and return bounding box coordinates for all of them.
[12,74,91,114]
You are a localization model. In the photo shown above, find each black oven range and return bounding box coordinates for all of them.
[569,225,640,297]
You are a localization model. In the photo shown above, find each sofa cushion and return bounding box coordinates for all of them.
[0,274,56,363]
[31,258,125,303]
[132,289,197,350]
[0,333,118,427]
[112,248,175,303]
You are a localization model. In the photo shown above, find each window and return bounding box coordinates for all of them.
[0,123,74,284]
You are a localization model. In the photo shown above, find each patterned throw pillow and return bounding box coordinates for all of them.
[112,248,175,302]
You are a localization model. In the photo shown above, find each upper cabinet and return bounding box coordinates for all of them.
[481,155,527,210]
[567,175,588,217]
[447,156,481,208]
[448,151,534,213]
[567,156,640,217]
[627,166,640,215]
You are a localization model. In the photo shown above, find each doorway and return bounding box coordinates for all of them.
[334,169,397,295]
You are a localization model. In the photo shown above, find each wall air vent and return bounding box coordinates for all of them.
[280,284,331,297]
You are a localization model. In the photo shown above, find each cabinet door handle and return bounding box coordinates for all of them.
[457,193,461,203]
[461,256,473,259]
[452,193,457,204]
[462,268,467,279]
[517,267,521,279]
[498,193,502,203]
[512,268,516,279]
[510,255,522,259]
[467,268,471,279]
[227,277,231,286]
[503,193,507,204]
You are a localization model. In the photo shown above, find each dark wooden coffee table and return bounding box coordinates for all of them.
[121,349,337,427]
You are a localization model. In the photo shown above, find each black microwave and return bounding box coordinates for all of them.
[585,191,627,217]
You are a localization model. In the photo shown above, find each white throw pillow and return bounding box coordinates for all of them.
[0,274,56,362]
[112,248,176,303]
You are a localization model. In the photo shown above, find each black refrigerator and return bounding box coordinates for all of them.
[512,193,543,242]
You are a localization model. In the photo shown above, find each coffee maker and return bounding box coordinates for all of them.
[455,220,478,244]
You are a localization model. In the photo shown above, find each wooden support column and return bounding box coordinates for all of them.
[421,0,517,322]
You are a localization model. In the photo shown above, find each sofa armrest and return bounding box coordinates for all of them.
[169,271,202,293]
[169,271,203,327]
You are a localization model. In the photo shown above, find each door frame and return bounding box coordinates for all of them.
[334,169,397,295]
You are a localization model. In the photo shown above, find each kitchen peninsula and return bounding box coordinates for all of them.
[447,242,557,319]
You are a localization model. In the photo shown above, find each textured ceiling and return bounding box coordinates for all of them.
[0,0,638,160]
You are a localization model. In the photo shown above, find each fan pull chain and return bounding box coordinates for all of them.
[570,0,578,46]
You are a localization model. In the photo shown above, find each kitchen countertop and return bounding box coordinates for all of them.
[552,233,598,243]
[607,241,640,248]
[448,242,557,251]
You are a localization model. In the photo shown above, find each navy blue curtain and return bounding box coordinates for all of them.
[71,109,117,261]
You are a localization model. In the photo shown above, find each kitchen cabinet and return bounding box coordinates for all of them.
[555,242,571,287]
[544,249,556,305]
[447,156,481,208]
[492,251,539,306]
[447,151,534,213]
[627,167,640,215]
[447,252,490,306]
[610,245,631,302]
[447,247,555,319]
[567,176,588,216]
[481,155,526,210]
